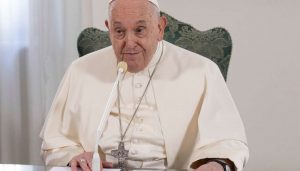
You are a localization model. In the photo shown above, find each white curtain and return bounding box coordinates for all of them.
[0,0,103,165]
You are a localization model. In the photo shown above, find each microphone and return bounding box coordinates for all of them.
[92,61,127,171]
[117,61,128,73]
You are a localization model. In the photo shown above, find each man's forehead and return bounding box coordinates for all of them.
[113,20,147,24]
[108,0,160,9]
[111,20,149,27]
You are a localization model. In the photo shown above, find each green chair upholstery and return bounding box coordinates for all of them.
[77,12,232,80]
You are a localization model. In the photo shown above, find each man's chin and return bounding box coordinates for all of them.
[127,63,142,73]
[123,55,138,62]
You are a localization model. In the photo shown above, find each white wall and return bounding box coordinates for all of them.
[93,0,300,170]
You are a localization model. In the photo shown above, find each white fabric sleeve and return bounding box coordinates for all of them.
[190,62,249,171]
[40,62,83,166]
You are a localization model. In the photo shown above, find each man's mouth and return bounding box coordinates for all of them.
[122,52,140,60]
[123,51,139,54]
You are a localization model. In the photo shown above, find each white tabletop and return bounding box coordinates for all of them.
[0,164,121,171]
[0,164,185,171]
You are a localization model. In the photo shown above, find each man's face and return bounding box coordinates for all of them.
[106,0,166,73]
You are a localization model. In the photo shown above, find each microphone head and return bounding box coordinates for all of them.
[117,61,128,73]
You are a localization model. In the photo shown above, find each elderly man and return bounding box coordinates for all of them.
[40,0,249,171]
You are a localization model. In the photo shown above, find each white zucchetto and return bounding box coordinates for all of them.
[108,0,160,9]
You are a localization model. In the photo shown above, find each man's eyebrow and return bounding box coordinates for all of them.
[112,21,122,27]
[112,20,147,27]
[136,20,147,25]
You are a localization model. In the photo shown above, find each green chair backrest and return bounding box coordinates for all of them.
[77,12,232,80]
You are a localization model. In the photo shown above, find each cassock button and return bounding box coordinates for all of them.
[131,149,137,155]
[135,83,143,88]
[148,105,155,110]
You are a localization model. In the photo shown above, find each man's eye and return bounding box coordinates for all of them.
[115,29,123,34]
[136,27,146,34]
[136,28,143,32]
[114,28,125,38]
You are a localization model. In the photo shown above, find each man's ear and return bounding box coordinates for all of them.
[158,16,167,41]
[105,20,110,30]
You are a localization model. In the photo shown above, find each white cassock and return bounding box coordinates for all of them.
[40,40,249,170]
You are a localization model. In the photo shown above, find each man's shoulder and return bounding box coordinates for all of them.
[73,46,115,66]
[163,41,218,71]
[67,46,115,72]
[66,46,117,78]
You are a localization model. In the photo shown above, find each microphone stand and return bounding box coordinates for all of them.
[92,62,127,171]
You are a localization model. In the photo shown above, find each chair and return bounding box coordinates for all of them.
[77,12,232,80]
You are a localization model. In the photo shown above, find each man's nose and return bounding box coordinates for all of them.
[124,33,137,48]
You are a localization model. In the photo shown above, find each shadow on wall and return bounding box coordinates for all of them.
[18,47,31,164]
[1,47,31,163]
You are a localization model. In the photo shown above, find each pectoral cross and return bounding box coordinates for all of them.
[111,141,129,170]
